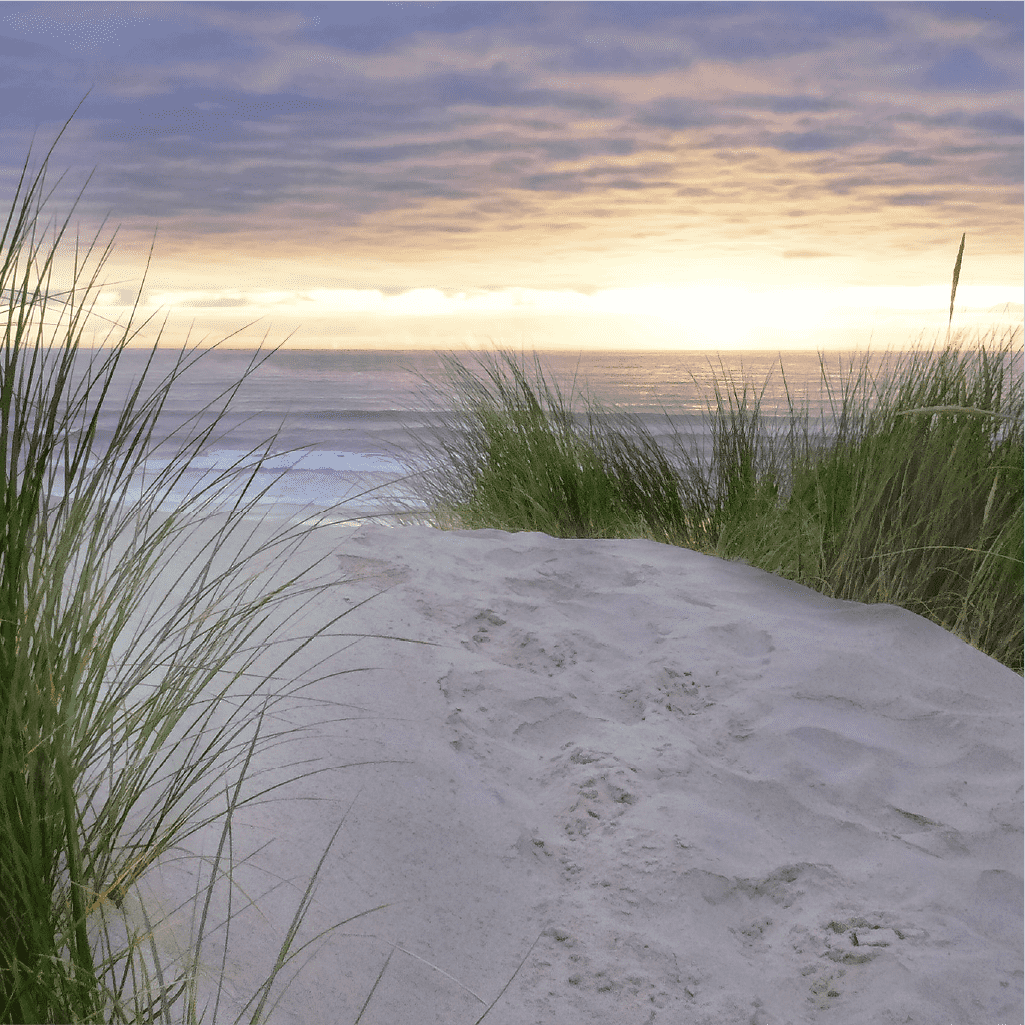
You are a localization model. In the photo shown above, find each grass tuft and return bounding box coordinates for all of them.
[404,323,1023,675]
[0,103,405,1024]
[1,100,542,1025]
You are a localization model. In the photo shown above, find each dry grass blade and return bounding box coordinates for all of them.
[949,232,965,326]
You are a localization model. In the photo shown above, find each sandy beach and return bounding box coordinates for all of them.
[128,518,1023,1025]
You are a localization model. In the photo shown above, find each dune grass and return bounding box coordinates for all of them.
[1,104,540,1025]
[404,326,1023,675]
[0,106,377,1025]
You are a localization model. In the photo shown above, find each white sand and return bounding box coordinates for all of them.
[135,520,1023,1025]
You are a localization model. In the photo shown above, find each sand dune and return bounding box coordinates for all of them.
[137,521,1023,1024]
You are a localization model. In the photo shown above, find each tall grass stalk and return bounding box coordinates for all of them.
[948,232,966,327]
[0,108,409,1022]
[405,324,1022,674]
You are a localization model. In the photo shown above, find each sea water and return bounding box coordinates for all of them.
[52,344,1014,526]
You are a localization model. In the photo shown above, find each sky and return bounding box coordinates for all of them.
[0,0,1022,351]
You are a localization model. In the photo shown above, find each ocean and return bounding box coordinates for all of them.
[50,343,1017,526]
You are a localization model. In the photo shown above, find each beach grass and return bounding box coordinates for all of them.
[1,104,532,1025]
[0,107,409,1024]
[405,324,1023,675]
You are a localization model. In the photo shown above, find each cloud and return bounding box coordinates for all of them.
[0,1,1016,316]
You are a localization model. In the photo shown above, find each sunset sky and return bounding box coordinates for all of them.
[0,1,1021,350]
